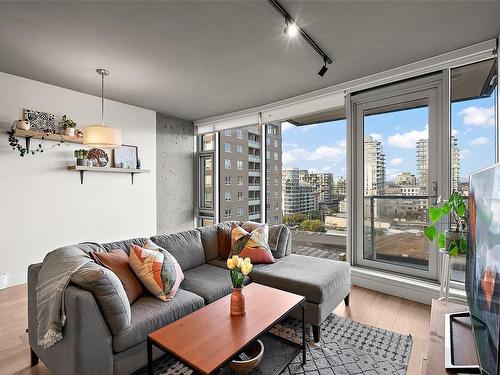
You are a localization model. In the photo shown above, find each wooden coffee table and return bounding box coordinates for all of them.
[147,283,306,375]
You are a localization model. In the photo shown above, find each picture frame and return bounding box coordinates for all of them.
[113,145,139,169]
[24,108,56,133]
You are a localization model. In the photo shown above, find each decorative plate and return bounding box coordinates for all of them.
[88,148,109,167]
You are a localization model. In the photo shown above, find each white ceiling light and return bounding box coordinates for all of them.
[83,69,122,148]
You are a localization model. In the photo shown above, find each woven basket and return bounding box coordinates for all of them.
[229,340,264,374]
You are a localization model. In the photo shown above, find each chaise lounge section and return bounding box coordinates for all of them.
[27,222,351,374]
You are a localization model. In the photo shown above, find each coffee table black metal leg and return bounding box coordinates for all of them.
[301,303,306,364]
[147,338,153,375]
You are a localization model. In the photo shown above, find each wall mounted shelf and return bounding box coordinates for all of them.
[68,165,150,185]
[13,129,83,151]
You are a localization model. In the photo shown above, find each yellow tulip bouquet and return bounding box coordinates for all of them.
[227,255,253,288]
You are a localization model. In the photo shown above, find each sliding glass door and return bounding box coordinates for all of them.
[350,74,446,280]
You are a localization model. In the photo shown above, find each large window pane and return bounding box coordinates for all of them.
[363,101,430,270]
[275,114,348,261]
[450,59,498,282]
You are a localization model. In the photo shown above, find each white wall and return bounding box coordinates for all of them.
[0,72,157,287]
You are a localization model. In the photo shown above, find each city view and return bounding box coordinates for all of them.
[206,65,497,280]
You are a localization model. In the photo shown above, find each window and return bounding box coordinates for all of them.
[274,191,278,199]
[266,151,271,160]
[199,217,214,227]
[236,129,243,139]
[237,191,243,201]
[201,134,214,151]
[225,192,231,201]
[274,177,278,185]
[275,203,279,210]
[238,176,243,185]
[237,207,244,217]
[225,208,231,219]
[224,159,231,169]
[236,144,243,155]
[224,142,231,153]
[224,129,232,137]
[274,152,278,161]
[237,160,243,170]
[199,156,213,209]
[225,176,231,185]
[266,138,270,145]
[274,139,278,147]
[449,59,498,283]
[274,164,278,171]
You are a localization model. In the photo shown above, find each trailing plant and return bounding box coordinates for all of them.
[7,126,64,157]
[59,115,77,129]
[424,191,467,257]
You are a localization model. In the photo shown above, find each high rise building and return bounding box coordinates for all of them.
[265,124,283,224]
[416,136,460,194]
[395,172,417,186]
[332,176,347,196]
[282,168,318,215]
[301,171,333,205]
[219,124,282,223]
[416,139,428,195]
[364,136,386,196]
[450,136,460,193]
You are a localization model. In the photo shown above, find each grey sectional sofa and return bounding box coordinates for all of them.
[28,222,350,375]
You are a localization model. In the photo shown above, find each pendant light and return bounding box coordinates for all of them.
[83,69,122,148]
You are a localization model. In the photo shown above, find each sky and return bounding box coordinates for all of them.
[282,90,497,182]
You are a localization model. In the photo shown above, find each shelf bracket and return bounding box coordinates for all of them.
[25,136,32,152]
[131,173,135,185]
[79,171,84,185]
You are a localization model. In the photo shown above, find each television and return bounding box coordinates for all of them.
[466,163,500,375]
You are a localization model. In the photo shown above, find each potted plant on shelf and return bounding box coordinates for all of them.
[59,115,77,137]
[74,149,89,166]
[227,234,252,316]
[424,191,468,300]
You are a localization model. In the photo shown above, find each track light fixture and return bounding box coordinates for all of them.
[268,0,332,77]
[318,58,328,77]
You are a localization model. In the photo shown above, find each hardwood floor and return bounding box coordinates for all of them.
[0,284,430,375]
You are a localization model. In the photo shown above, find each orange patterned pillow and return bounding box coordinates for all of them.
[231,223,274,264]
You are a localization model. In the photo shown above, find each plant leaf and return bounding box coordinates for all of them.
[441,202,451,215]
[448,242,459,257]
[429,207,443,222]
[424,225,437,241]
[437,233,446,249]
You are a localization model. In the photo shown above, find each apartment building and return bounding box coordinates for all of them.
[301,171,333,205]
[282,168,318,215]
[395,172,417,186]
[364,136,386,196]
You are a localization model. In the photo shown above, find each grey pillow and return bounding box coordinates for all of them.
[71,262,131,335]
[151,229,205,271]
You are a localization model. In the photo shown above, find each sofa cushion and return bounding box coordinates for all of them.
[249,254,350,304]
[90,249,145,304]
[217,225,232,259]
[112,289,204,353]
[150,230,205,271]
[269,225,291,258]
[231,224,274,264]
[197,225,219,261]
[71,262,131,335]
[99,238,149,255]
[181,264,251,304]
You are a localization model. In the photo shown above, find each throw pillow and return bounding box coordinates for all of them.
[129,242,181,302]
[143,240,184,301]
[90,249,145,304]
[217,224,232,259]
[231,223,274,264]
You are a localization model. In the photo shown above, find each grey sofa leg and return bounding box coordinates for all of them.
[344,293,350,307]
[30,347,39,366]
[312,324,321,343]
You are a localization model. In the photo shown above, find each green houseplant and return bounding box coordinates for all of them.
[74,149,89,166]
[424,191,468,257]
[60,115,77,137]
[424,191,467,300]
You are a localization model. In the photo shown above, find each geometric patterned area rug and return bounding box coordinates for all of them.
[135,314,412,375]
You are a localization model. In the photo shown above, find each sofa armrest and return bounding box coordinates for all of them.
[28,264,114,375]
[274,225,292,258]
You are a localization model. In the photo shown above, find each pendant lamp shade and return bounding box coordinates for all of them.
[83,125,122,148]
[83,68,122,148]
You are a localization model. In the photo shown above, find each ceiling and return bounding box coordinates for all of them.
[0,1,499,121]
